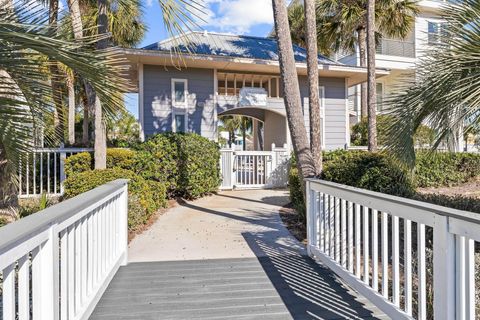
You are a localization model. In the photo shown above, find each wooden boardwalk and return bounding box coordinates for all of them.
[90,255,388,319]
[89,190,389,319]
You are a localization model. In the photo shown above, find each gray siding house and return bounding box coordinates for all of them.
[125,32,387,151]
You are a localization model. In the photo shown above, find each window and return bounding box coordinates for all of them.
[174,113,186,133]
[428,21,448,44]
[172,79,187,106]
[319,86,325,148]
[376,83,384,111]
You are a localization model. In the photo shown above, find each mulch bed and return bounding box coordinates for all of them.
[417,178,480,199]
[279,203,307,244]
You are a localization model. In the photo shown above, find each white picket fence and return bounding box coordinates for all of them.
[219,144,290,189]
[306,179,479,320]
[0,179,128,320]
[18,148,93,198]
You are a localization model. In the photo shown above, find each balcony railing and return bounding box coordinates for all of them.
[376,39,415,58]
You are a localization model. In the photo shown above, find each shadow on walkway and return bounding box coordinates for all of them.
[243,231,387,319]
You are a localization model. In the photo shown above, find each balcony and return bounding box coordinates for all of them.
[376,39,415,58]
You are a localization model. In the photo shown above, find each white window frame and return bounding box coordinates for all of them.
[171,78,188,107]
[172,110,187,133]
[319,86,326,148]
[376,81,384,112]
[427,20,447,45]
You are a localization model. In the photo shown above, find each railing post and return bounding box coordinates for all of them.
[120,184,129,266]
[306,180,313,255]
[37,226,60,320]
[433,214,456,320]
[59,151,66,195]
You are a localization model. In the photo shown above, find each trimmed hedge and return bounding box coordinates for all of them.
[288,150,480,218]
[63,168,167,231]
[322,150,415,197]
[65,152,91,176]
[65,148,135,176]
[414,151,480,188]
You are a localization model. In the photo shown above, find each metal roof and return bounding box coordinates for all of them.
[142,31,337,65]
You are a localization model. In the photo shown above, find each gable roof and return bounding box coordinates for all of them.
[143,31,337,65]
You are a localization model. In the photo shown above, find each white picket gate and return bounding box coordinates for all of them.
[219,144,290,190]
[306,178,480,320]
[0,179,128,320]
[18,148,93,198]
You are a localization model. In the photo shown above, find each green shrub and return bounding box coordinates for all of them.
[65,152,92,176]
[322,150,415,197]
[414,193,480,213]
[174,133,221,199]
[106,148,136,170]
[136,133,220,199]
[0,217,7,228]
[134,134,178,195]
[63,168,167,231]
[288,166,305,219]
[414,151,480,188]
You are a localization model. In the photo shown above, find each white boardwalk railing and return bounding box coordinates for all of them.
[18,148,93,198]
[0,179,128,320]
[219,144,289,189]
[306,179,479,320]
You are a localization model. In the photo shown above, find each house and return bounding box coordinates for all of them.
[124,31,388,151]
[340,1,446,122]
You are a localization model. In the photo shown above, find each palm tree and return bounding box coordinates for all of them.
[366,0,377,151]
[271,0,316,182]
[385,0,480,166]
[219,116,241,147]
[289,0,418,120]
[0,5,129,210]
[304,0,322,175]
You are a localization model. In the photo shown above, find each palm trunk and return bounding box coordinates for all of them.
[272,0,315,180]
[367,0,378,151]
[81,93,89,144]
[242,127,246,151]
[358,27,368,120]
[49,0,65,144]
[304,0,322,176]
[67,76,75,145]
[92,0,109,169]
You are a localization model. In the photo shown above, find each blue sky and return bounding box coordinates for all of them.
[126,0,275,118]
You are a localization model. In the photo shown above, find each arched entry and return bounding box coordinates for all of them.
[218,107,289,151]
[218,107,290,190]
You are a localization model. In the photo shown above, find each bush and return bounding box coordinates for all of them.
[288,166,305,219]
[65,152,92,176]
[134,134,178,195]
[136,133,220,199]
[174,133,221,199]
[65,149,136,177]
[63,168,167,231]
[414,151,480,188]
[322,150,415,197]
[106,148,136,170]
[414,193,480,213]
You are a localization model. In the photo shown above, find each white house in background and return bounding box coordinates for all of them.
[340,0,447,122]
[124,32,388,151]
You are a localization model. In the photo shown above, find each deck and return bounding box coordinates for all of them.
[89,190,387,320]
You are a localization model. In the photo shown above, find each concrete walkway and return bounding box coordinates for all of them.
[90,190,388,320]
[128,190,306,262]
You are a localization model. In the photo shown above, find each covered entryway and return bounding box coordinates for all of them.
[217,108,290,190]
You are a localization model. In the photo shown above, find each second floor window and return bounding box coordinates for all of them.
[172,79,187,106]
[428,21,448,44]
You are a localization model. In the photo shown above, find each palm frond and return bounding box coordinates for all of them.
[384,0,480,166]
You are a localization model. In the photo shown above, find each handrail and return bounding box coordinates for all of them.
[306,178,478,320]
[0,179,129,320]
[0,179,127,253]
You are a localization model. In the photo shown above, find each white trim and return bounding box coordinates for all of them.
[171,78,188,108]
[138,63,145,141]
[319,86,326,149]
[345,79,350,148]
[213,69,218,142]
